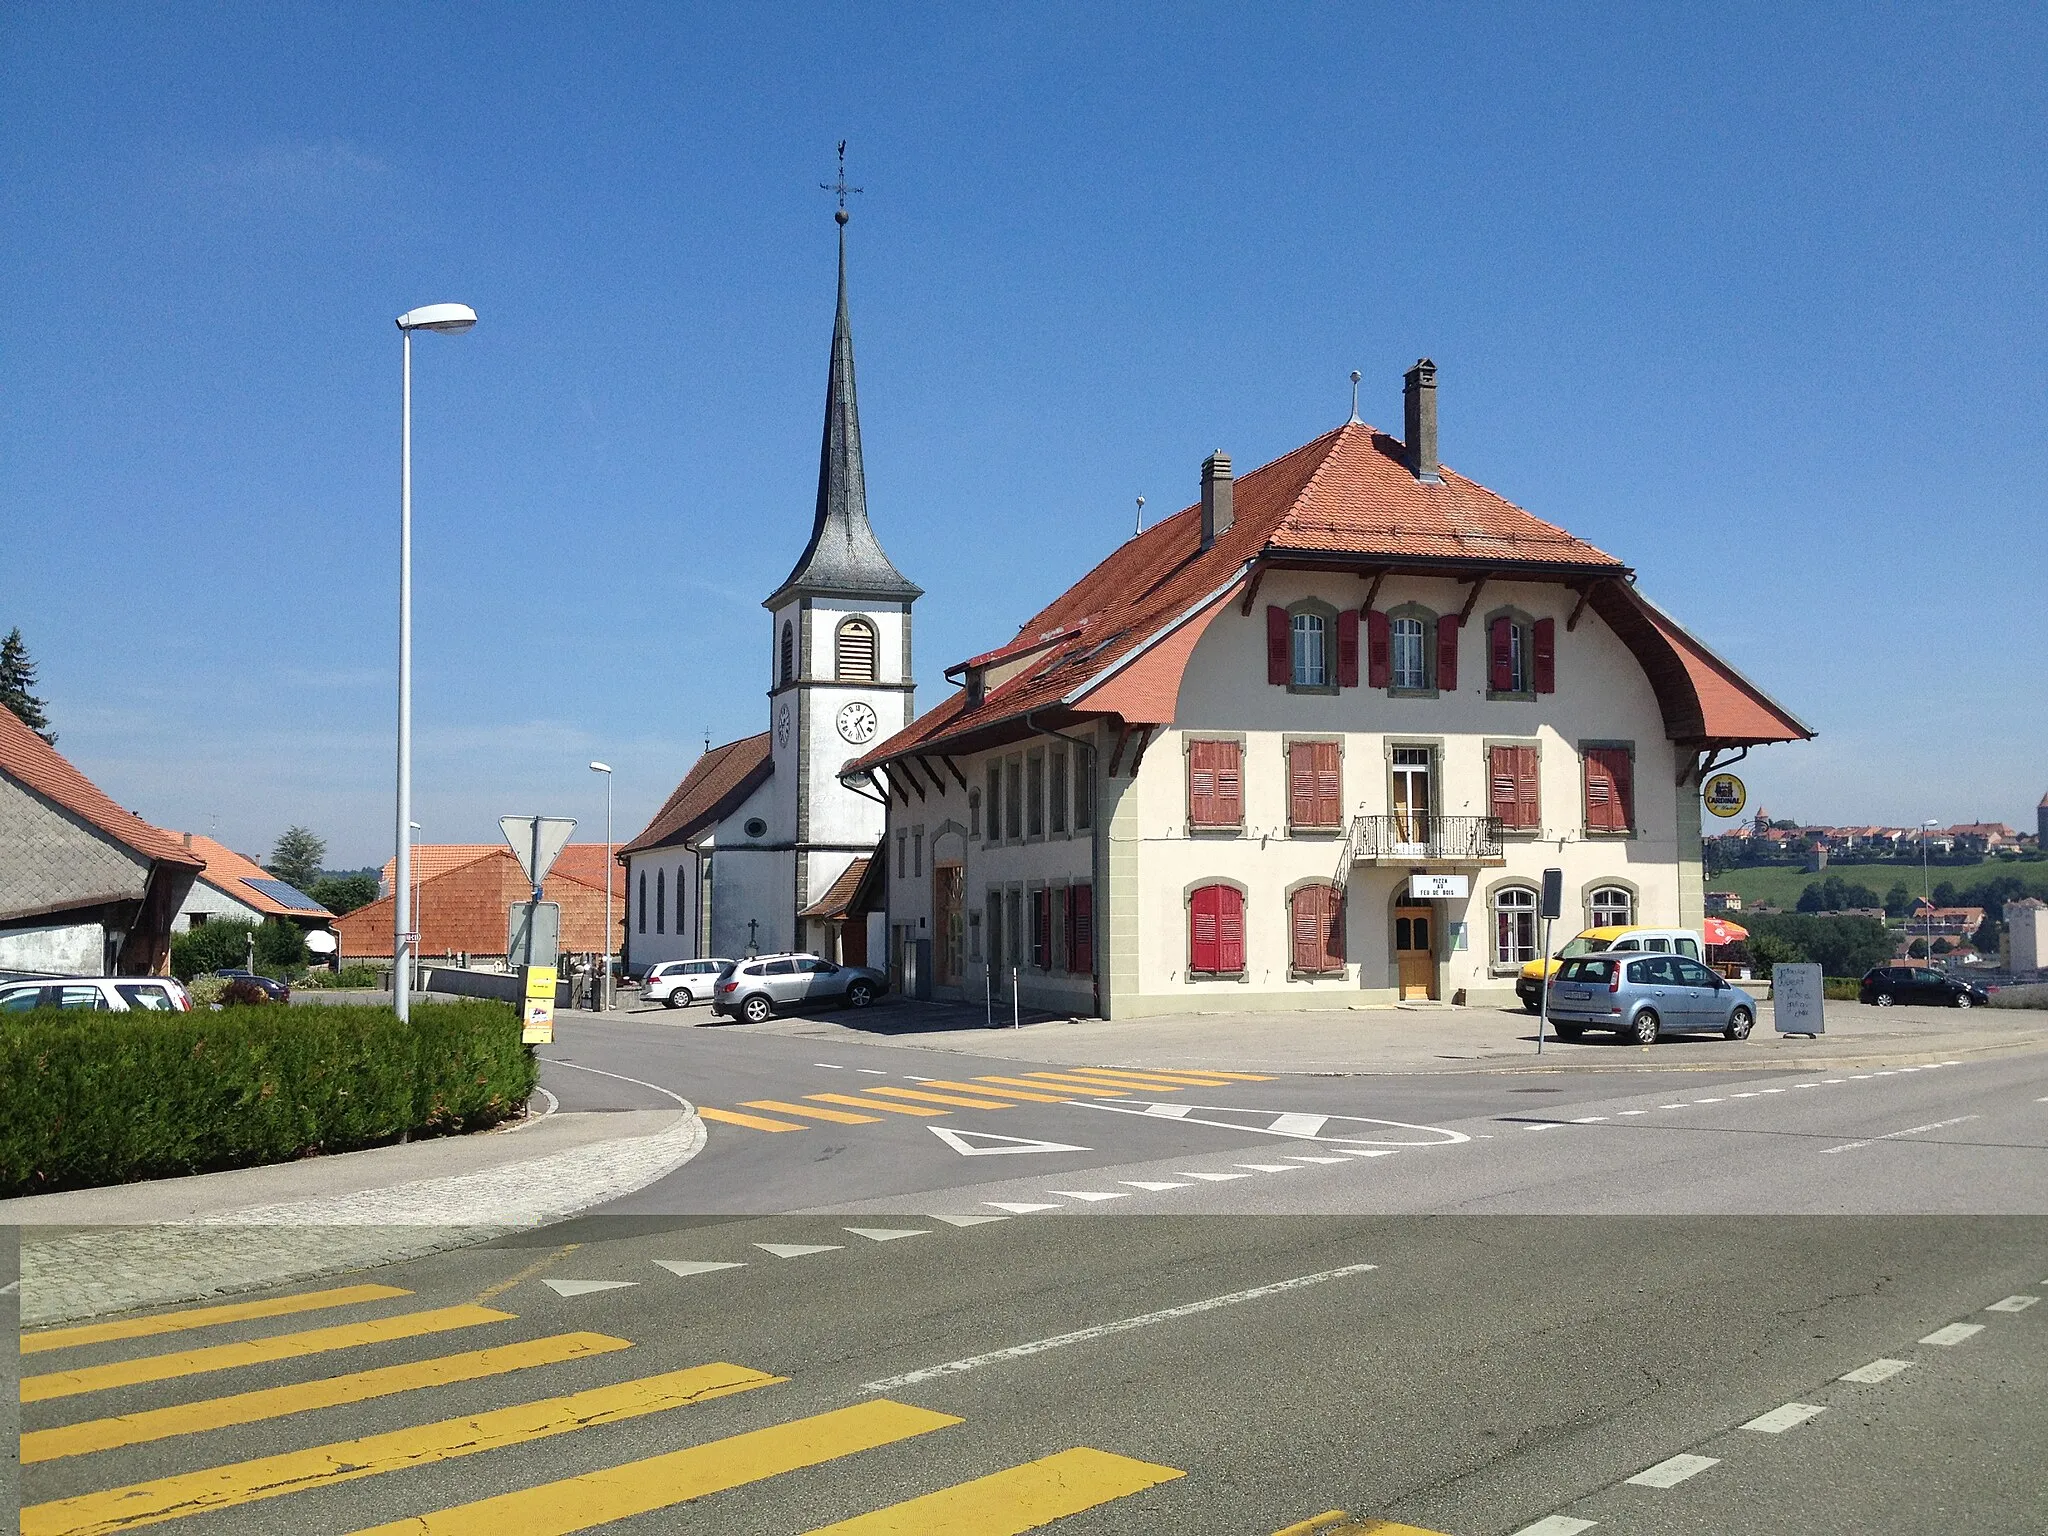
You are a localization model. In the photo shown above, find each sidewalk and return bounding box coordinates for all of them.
[638,995,2048,1077]
[5,1103,704,1327]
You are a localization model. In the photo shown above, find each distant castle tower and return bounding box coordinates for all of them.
[2037,787,2047,846]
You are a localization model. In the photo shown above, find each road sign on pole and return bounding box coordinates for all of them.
[1537,867,1564,1055]
[499,815,577,893]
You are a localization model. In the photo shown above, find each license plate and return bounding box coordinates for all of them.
[1559,987,1590,999]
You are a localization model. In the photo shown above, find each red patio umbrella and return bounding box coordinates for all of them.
[1704,917,1748,946]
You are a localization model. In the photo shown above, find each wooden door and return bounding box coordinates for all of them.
[1393,903,1437,1000]
[933,863,963,986]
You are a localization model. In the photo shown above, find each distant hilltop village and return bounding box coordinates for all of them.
[1708,800,2045,860]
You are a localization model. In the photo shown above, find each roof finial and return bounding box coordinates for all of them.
[1348,369,1362,425]
[1134,494,1145,537]
[821,139,861,226]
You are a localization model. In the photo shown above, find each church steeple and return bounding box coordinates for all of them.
[766,204,921,608]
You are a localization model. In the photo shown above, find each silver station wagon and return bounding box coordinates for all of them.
[1545,952,1758,1045]
[712,953,886,1024]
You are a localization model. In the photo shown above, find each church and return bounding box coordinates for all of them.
[620,207,916,971]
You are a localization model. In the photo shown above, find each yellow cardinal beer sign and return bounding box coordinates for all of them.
[522,965,558,1044]
[1702,772,1747,819]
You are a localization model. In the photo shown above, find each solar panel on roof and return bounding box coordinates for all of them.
[241,877,328,913]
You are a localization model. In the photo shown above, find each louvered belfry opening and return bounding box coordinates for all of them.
[835,617,878,681]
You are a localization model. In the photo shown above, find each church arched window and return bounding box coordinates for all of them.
[835,617,877,681]
[779,621,795,687]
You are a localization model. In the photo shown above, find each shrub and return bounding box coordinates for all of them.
[253,919,309,976]
[1744,913,1895,979]
[0,1000,536,1196]
[297,964,383,990]
[171,919,260,981]
[186,975,228,1007]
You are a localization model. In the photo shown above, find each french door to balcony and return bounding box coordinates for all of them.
[1391,747,1433,855]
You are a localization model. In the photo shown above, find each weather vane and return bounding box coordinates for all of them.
[821,140,862,224]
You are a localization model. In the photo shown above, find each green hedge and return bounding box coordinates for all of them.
[0,1000,537,1197]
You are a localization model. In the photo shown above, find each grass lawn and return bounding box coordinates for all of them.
[1703,861,1989,910]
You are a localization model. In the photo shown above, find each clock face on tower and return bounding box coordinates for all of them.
[776,703,791,748]
[836,700,878,744]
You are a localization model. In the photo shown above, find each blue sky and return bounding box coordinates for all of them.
[4,4,2043,867]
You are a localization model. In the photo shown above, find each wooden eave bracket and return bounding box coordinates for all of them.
[1237,560,1268,617]
[1358,568,1388,615]
[1565,582,1596,632]
[1127,725,1156,774]
[915,756,947,796]
[1106,722,1133,777]
[940,755,969,791]
[1456,574,1490,627]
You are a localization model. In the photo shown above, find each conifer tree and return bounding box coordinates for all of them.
[0,627,55,744]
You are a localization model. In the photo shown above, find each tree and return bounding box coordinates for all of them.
[1796,876,1884,913]
[170,919,260,981]
[1908,938,1929,959]
[1884,883,1914,918]
[1745,913,1896,977]
[268,826,327,890]
[1931,880,1962,909]
[253,918,309,975]
[1930,937,1953,956]
[1973,913,2002,955]
[0,626,55,744]
[308,872,379,916]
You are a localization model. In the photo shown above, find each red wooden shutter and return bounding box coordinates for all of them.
[1188,740,1217,826]
[1606,748,1634,831]
[1313,740,1341,826]
[1215,739,1242,824]
[1190,885,1219,971]
[1217,885,1245,972]
[1324,886,1345,969]
[1336,609,1360,687]
[1585,748,1622,831]
[1489,745,1519,824]
[1034,888,1052,966]
[1515,744,1541,831]
[1533,617,1556,694]
[1366,609,1391,688]
[1291,887,1321,973]
[1489,616,1514,692]
[1266,606,1290,685]
[1436,615,1459,691]
[1070,883,1093,974]
[1287,742,1313,827]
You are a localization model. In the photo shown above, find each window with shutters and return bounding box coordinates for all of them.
[1286,739,1343,832]
[1487,742,1542,832]
[1493,886,1539,968]
[1188,883,1246,975]
[1186,739,1244,831]
[1581,744,1636,835]
[779,620,795,687]
[1277,599,1339,692]
[1050,886,1067,971]
[1031,887,1052,969]
[1067,882,1095,974]
[1073,746,1094,831]
[1049,748,1068,835]
[1288,883,1346,976]
[986,886,1004,974]
[1390,611,1434,691]
[1026,750,1046,839]
[1292,611,1326,687]
[1004,754,1024,840]
[1484,610,1530,697]
[1589,884,1635,929]
[834,617,877,682]
[985,763,1001,845]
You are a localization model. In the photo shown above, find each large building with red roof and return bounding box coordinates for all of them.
[846,361,1811,1015]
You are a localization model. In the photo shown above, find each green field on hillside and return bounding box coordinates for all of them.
[1704,861,1992,911]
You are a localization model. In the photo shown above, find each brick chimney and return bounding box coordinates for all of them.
[1200,451,1234,550]
[1402,359,1441,484]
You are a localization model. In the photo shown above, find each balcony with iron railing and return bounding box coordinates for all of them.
[1342,813,1505,867]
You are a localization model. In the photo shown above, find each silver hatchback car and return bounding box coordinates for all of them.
[1545,952,1758,1044]
[711,953,886,1024]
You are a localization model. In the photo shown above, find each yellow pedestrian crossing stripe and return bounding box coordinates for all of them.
[343,1399,961,1535]
[22,1361,781,1536]
[695,1065,1274,1135]
[21,1303,515,1403]
[801,1446,1185,1533]
[21,1278,1192,1535]
[22,1331,632,1464]
[22,1282,413,1354]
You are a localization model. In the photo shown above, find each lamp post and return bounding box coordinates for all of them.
[589,762,613,1011]
[393,303,477,1022]
[1920,817,1941,958]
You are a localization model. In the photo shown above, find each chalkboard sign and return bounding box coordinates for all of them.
[1773,963,1825,1036]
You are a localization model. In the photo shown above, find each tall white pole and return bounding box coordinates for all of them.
[395,328,413,1022]
[603,772,614,1011]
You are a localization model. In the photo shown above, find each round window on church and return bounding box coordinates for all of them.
[744,818,768,839]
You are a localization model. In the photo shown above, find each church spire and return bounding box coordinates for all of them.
[767,164,921,609]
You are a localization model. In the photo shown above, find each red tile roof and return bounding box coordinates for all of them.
[377,843,624,899]
[851,419,1807,771]
[0,708,200,868]
[621,733,774,855]
[799,855,871,921]
[338,848,624,958]
[180,834,333,920]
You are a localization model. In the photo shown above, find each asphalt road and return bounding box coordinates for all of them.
[15,1015,2046,1535]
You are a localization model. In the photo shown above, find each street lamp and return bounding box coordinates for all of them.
[1920,818,1941,958]
[393,302,477,1022]
[589,761,613,1011]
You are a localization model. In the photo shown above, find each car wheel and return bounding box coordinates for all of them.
[740,994,773,1024]
[662,989,683,1009]
[1521,998,1541,1015]
[1626,1008,1660,1045]
[1551,1021,1584,1040]
[845,980,875,1009]
[1873,992,1895,1007]
[1954,993,1973,1009]
[1724,1006,1754,1041]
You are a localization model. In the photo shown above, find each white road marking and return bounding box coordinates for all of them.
[1049,1190,1131,1202]
[1510,1519,1598,1536]
[1144,1103,1194,1119]
[1178,1171,1248,1181]
[1122,1180,1192,1191]
[1618,1109,1650,1116]
[856,1068,889,1075]
[1792,1083,1819,1089]
[755,1243,843,1258]
[1729,1092,1762,1099]
[1743,1402,1826,1433]
[986,1201,1062,1213]
[1840,1358,1914,1383]
[1693,1097,1724,1103]
[1526,1123,1566,1132]
[1822,1079,1846,1084]
[929,1213,1009,1226]
[1336,1148,1398,1157]
[845,1227,929,1242]
[1822,1115,1979,1155]
[1658,1104,1689,1109]
[1920,1323,1985,1346]
[1985,1295,2039,1312]
[1081,1100,1469,1146]
[541,1279,638,1297]
[814,1062,845,1069]
[652,1260,746,1278]
[1571,1116,1608,1123]
[1626,1453,1719,1488]
[1284,1155,1348,1164]
[1237,1163,1303,1173]
[1270,1112,1331,1136]
[1849,1075,1873,1080]
[930,1127,1090,1157]
[1761,1087,1788,1093]
[858,1261,1379,1391]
